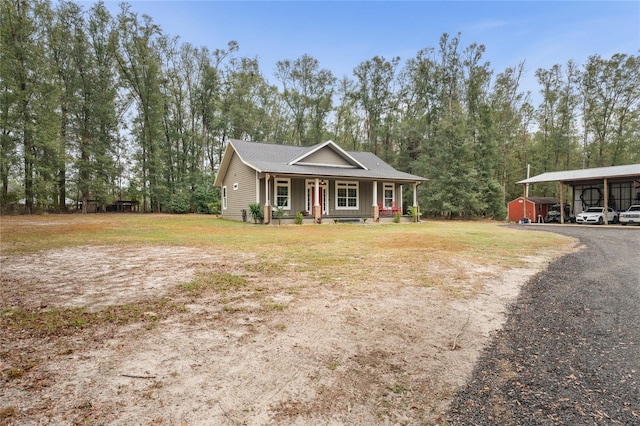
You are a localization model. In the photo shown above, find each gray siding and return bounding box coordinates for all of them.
[222,152,257,221]
[327,180,374,217]
[298,148,353,167]
[290,179,306,213]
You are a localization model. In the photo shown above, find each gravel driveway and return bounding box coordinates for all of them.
[446,225,640,425]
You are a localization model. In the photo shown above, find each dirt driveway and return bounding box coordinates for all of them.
[1,220,575,425]
[447,225,640,424]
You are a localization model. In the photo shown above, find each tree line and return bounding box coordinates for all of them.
[2,0,638,216]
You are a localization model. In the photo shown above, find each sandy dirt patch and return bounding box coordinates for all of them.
[1,243,568,425]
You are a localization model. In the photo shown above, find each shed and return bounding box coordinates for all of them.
[507,196,559,223]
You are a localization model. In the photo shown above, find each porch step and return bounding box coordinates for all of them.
[334,218,362,223]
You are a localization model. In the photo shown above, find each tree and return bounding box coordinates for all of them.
[534,62,581,176]
[113,5,166,212]
[352,55,400,160]
[1,0,60,214]
[275,54,336,146]
[45,1,120,213]
[415,34,486,217]
[580,53,640,167]
[331,77,363,150]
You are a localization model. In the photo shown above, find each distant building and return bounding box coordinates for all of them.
[507,196,559,223]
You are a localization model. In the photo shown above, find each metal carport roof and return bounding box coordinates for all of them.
[517,164,640,185]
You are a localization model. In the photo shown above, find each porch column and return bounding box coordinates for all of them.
[264,174,271,224]
[314,178,321,222]
[372,180,379,222]
[399,185,403,215]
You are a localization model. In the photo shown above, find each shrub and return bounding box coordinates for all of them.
[191,186,210,213]
[409,206,420,222]
[294,211,304,225]
[168,191,191,214]
[207,202,221,215]
[248,203,264,224]
[273,206,286,225]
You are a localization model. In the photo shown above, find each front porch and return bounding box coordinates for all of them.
[260,175,422,225]
[271,213,419,225]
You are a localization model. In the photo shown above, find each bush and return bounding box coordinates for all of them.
[248,203,264,224]
[191,183,219,214]
[294,211,304,225]
[409,206,420,222]
[273,206,286,225]
[168,191,191,214]
[208,202,221,215]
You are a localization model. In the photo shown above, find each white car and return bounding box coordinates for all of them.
[575,207,618,225]
[619,205,640,226]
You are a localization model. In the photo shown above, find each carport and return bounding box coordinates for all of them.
[517,164,640,224]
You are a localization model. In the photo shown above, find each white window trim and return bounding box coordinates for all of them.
[222,186,227,210]
[274,178,291,210]
[335,181,359,210]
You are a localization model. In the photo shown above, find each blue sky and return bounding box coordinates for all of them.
[86,1,639,101]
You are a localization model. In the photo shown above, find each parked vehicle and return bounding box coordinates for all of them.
[619,205,640,226]
[544,203,575,223]
[575,207,618,225]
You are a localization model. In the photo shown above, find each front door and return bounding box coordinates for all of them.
[306,180,328,215]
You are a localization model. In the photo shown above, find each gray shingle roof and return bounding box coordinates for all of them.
[225,139,428,182]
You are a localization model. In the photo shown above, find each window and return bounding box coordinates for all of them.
[336,181,358,210]
[275,178,291,209]
[383,183,394,208]
[222,186,227,210]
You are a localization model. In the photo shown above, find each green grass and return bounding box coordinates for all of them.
[0,297,187,339]
[1,214,571,263]
[1,214,574,308]
[180,272,248,297]
[1,215,574,296]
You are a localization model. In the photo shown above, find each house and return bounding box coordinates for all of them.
[507,196,559,223]
[213,140,428,223]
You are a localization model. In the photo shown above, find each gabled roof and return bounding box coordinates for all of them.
[214,139,428,186]
[518,164,640,185]
[287,140,369,170]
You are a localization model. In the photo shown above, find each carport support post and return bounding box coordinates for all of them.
[559,182,565,224]
[523,186,527,222]
[604,177,609,224]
